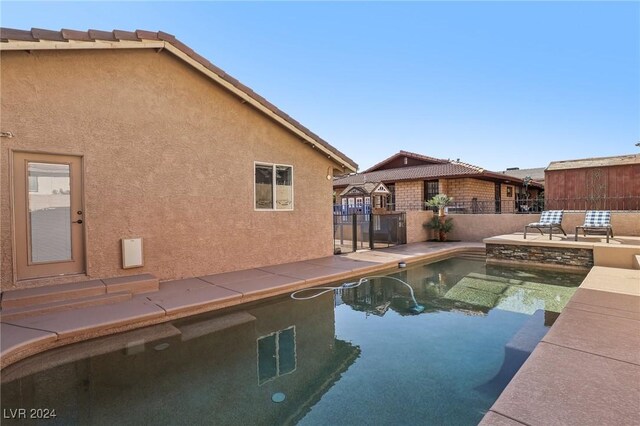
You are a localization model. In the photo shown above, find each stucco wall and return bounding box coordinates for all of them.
[406,210,434,243]
[1,49,340,290]
[445,212,640,242]
[560,212,640,237]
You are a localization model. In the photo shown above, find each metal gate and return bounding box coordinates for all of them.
[333,212,406,253]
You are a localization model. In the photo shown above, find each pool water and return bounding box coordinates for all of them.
[1,257,586,425]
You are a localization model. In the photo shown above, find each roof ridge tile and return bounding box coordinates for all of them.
[0,27,38,42]
[398,150,448,163]
[363,150,449,173]
[31,28,67,42]
[112,30,140,41]
[157,31,176,42]
[135,29,159,40]
[61,29,93,41]
[88,29,117,41]
[451,160,484,172]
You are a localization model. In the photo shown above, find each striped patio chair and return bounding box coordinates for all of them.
[524,210,566,240]
[575,210,614,243]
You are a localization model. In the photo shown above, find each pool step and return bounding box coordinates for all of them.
[1,274,159,309]
[177,311,256,341]
[476,309,549,395]
[1,292,132,321]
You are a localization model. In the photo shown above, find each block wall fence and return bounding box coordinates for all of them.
[407,212,640,243]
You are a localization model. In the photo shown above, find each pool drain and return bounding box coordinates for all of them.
[271,392,286,403]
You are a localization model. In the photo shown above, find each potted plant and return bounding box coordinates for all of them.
[426,194,453,217]
[425,194,454,241]
[424,216,454,241]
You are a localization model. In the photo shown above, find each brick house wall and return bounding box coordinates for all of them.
[336,177,538,213]
[441,178,495,202]
[395,180,425,211]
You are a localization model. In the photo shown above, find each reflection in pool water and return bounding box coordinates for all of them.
[1,257,585,425]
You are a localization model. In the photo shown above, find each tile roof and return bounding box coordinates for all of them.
[335,160,544,189]
[334,162,483,185]
[362,150,449,173]
[0,27,357,172]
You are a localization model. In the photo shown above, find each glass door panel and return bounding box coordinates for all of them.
[28,162,72,263]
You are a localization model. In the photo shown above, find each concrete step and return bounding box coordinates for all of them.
[1,274,159,309]
[633,255,640,270]
[1,292,132,321]
[103,274,159,295]
[1,279,107,309]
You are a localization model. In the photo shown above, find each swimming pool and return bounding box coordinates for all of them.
[0,257,586,425]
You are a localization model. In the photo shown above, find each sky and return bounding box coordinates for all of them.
[2,1,639,171]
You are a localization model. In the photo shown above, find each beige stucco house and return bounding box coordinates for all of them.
[0,28,357,291]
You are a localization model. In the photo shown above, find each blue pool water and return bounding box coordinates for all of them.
[0,257,585,425]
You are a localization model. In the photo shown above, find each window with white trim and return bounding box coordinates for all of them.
[255,163,293,210]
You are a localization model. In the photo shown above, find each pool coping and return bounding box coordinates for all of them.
[0,242,485,370]
[479,265,640,426]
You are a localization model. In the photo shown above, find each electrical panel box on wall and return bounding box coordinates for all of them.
[122,238,143,269]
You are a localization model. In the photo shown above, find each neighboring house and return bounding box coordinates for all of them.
[334,151,542,214]
[335,182,391,215]
[0,28,357,290]
[545,154,640,210]
[499,167,546,186]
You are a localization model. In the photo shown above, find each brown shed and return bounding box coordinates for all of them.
[544,154,640,210]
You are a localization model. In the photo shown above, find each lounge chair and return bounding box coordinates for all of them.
[524,210,566,240]
[575,210,614,243]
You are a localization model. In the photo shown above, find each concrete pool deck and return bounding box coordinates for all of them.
[3,239,639,425]
[481,232,640,425]
[481,265,640,426]
[0,241,484,369]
